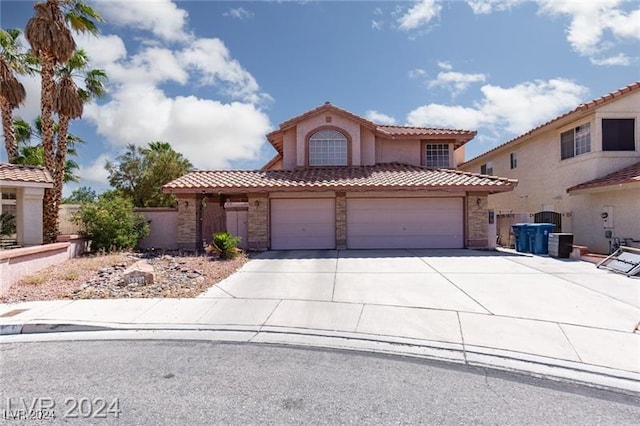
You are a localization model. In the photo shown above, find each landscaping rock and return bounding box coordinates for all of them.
[122,260,155,285]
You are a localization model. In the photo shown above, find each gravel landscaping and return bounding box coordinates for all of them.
[0,250,248,303]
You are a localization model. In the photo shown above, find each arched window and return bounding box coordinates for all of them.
[309,129,348,166]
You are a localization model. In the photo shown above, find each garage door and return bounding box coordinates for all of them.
[271,199,335,250]
[347,198,463,249]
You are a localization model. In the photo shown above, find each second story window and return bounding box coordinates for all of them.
[309,129,348,166]
[602,119,635,151]
[425,144,450,168]
[510,152,517,169]
[480,161,493,175]
[561,123,591,160]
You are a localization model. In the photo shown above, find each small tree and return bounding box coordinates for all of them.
[75,190,149,252]
[106,142,192,207]
[63,186,96,204]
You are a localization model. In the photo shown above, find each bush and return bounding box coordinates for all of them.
[75,191,149,253]
[210,232,242,259]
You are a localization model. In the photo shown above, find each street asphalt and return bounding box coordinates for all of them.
[1,249,639,394]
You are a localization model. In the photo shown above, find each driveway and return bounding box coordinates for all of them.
[205,249,639,331]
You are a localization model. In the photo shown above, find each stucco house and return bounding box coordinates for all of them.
[163,103,516,251]
[460,82,640,254]
[0,163,53,247]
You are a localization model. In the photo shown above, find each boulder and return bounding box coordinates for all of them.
[122,260,155,286]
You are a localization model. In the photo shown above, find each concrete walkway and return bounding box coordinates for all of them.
[1,249,639,393]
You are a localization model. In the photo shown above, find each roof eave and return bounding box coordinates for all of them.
[567,179,640,195]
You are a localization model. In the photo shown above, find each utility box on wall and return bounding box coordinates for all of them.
[602,206,614,229]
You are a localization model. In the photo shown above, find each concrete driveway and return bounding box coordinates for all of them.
[198,249,640,376]
[206,249,639,331]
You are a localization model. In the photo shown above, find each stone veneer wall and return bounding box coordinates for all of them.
[466,192,489,248]
[247,193,269,250]
[335,192,346,249]
[176,194,198,250]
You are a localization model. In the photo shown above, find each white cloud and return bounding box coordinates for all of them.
[224,7,254,20]
[365,110,397,125]
[428,70,487,96]
[466,0,525,15]
[437,61,452,70]
[590,53,632,66]
[69,2,273,171]
[408,68,427,78]
[371,20,384,30]
[94,0,190,42]
[179,38,269,104]
[407,79,588,135]
[537,0,640,62]
[398,0,442,31]
[78,154,111,186]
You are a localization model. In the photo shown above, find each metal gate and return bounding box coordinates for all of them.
[533,211,561,232]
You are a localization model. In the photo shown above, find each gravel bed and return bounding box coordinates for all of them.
[1,250,249,303]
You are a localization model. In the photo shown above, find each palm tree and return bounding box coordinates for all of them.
[13,116,82,184]
[0,29,30,162]
[53,49,106,207]
[25,0,103,243]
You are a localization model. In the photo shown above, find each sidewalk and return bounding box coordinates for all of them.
[1,249,639,394]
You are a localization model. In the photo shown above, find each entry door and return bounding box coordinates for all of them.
[271,199,335,250]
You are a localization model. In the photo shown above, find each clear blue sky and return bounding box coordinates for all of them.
[1,0,639,195]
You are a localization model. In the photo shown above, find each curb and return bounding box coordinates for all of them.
[2,321,639,396]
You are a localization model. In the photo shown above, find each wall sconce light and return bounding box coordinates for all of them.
[476,197,482,207]
[201,198,207,208]
[184,201,189,208]
[254,200,260,208]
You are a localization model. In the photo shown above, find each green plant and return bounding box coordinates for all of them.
[211,232,242,260]
[0,212,16,236]
[75,191,149,253]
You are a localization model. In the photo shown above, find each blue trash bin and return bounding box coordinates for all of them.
[525,224,537,254]
[511,223,530,253]
[531,223,556,254]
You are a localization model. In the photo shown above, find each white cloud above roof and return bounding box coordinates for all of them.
[94,0,190,42]
[223,7,254,20]
[365,110,397,125]
[397,0,442,31]
[407,78,588,135]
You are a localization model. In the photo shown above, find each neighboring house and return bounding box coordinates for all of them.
[460,82,640,254]
[163,103,516,251]
[0,163,53,247]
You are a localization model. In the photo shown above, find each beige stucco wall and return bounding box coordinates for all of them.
[460,91,640,253]
[136,208,178,250]
[360,127,376,166]
[283,128,297,169]
[568,187,640,254]
[376,138,421,165]
[16,187,45,246]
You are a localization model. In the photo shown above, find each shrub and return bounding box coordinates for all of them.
[75,191,150,253]
[211,232,242,259]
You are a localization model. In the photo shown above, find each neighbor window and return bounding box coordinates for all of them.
[309,129,348,166]
[560,123,591,160]
[425,143,450,168]
[510,152,517,169]
[602,119,635,151]
[480,161,493,175]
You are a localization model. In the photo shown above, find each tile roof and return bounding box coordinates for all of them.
[463,81,640,166]
[567,161,640,193]
[164,163,517,194]
[377,125,476,138]
[0,163,53,185]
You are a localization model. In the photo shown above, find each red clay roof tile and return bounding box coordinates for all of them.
[0,163,53,185]
[567,161,640,193]
[164,163,517,194]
